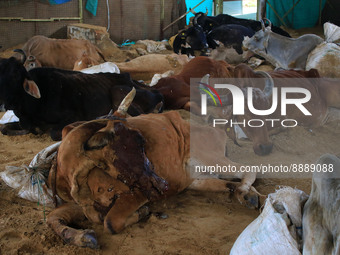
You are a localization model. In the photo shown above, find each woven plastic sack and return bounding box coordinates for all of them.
[0,142,61,207]
[324,22,340,43]
[306,42,340,78]
[230,187,308,255]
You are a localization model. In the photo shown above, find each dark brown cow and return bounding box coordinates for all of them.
[14,35,105,70]
[152,56,234,114]
[46,110,258,248]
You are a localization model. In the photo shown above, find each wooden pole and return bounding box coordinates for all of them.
[215,0,223,15]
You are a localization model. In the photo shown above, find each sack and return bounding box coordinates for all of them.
[230,187,308,255]
[0,142,61,207]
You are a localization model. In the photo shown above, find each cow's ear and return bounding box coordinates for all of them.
[23,79,41,98]
[85,131,112,150]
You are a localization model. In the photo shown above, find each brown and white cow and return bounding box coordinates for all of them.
[14,35,105,70]
[46,109,258,248]
[302,154,340,255]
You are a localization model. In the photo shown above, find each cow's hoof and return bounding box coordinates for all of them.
[74,229,99,249]
[226,183,259,209]
[138,205,151,222]
[242,192,259,209]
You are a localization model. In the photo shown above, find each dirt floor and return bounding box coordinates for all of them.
[0,25,339,255]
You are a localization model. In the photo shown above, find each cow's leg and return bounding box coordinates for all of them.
[104,191,148,234]
[0,122,30,136]
[189,172,259,209]
[184,101,201,115]
[47,203,98,249]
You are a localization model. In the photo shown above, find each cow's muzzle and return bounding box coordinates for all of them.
[254,143,273,156]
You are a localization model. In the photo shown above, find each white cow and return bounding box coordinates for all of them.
[302,154,340,255]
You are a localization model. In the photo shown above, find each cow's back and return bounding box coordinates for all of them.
[22,35,103,70]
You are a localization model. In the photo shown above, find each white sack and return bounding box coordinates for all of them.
[0,142,61,207]
[324,22,340,43]
[230,187,308,255]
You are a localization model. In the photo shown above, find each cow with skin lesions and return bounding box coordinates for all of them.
[46,89,259,249]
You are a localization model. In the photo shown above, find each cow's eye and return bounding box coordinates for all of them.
[108,187,114,192]
[254,36,259,41]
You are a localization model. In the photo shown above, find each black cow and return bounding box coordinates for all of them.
[0,57,163,140]
[191,11,291,37]
[173,26,208,56]
[207,24,255,54]
[173,23,254,57]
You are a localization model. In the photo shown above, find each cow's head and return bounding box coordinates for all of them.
[173,26,209,55]
[13,49,41,71]
[190,8,209,27]
[0,55,41,108]
[243,19,272,55]
[58,117,169,232]
[201,71,274,156]
[190,8,218,32]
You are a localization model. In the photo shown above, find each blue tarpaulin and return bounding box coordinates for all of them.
[49,0,71,5]
[86,0,98,16]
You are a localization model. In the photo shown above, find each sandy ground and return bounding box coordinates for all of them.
[0,25,339,255]
[0,110,339,255]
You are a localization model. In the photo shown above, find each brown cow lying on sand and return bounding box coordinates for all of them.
[14,35,105,71]
[46,91,258,248]
[152,56,234,113]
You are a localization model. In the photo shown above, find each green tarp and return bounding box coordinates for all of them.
[266,0,326,29]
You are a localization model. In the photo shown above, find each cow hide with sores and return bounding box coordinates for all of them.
[306,42,340,78]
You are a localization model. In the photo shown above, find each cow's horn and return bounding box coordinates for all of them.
[13,49,27,64]
[263,18,272,28]
[204,7,208,15]
[193,13,202,26]
[189,8,197,15]
[199,74,231,105]
[255,71,274,97]
[261,20,266,31]
[116,87,136,117]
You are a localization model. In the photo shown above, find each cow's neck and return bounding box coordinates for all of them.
[319,78,340,108]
